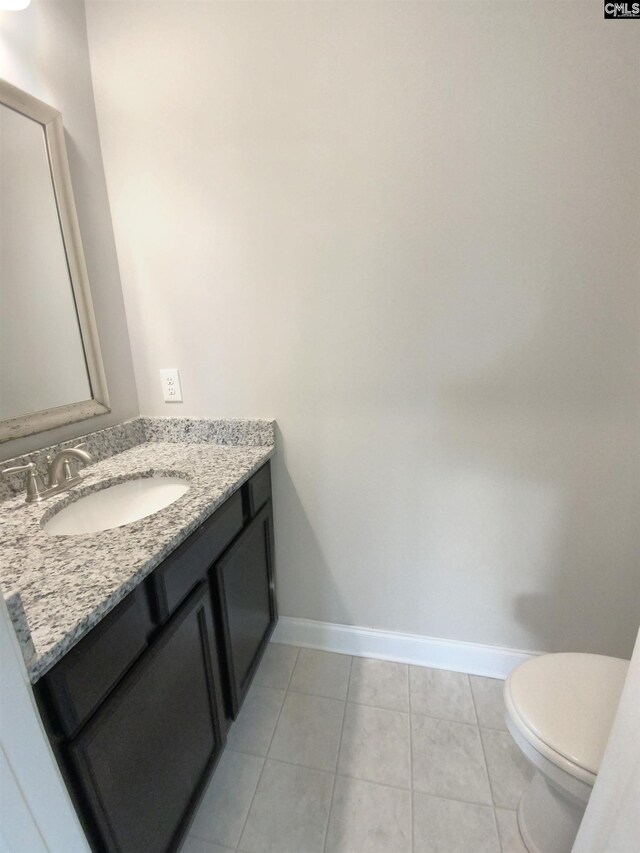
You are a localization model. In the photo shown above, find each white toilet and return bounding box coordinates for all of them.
[504,653,629,853]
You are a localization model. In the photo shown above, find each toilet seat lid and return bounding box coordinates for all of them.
[505,653,628,777]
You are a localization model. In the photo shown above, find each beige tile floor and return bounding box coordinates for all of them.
[183,644,533,853]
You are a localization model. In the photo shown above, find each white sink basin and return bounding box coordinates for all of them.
[43,476,190,536]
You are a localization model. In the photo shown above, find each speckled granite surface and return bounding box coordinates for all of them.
[0,418,146,502]
[0,417,274,501]
[142,417,275,446]
[0,438,274,683]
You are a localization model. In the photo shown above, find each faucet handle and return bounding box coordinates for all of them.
[1,462,47,503]
[62,444,92,483]
[61,458,80,483]
[2,462,36,477]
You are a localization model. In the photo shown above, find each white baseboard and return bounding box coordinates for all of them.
[272,616,538,679]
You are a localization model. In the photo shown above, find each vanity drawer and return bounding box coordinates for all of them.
[247,462,271,517]
[150,490,243,623]
[43,586,152,738]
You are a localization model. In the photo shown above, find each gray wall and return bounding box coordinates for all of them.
[0,0,138,460]
[85,0,637,658]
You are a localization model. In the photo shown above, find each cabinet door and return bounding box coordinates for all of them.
[67,583,222,853]
[215,501,276,717]
[43,586,152,738]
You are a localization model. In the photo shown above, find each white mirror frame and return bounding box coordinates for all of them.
[0,79,110,442]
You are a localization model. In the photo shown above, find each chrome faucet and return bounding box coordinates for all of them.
[2,443,92,503]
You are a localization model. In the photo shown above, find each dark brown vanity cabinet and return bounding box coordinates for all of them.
[44,586,153,739]
[150,489,244,624]
[36,461,276,853]
[215,501,276,716]
[68,583,221,853]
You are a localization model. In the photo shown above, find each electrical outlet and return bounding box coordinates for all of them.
[159,369,183,403]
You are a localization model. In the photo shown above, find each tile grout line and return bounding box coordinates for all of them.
[285,686,502,730]
[220,653,506,851]
[473,720,509,732]
[467,673,480,728]
[275,657,508,723]
[409,706,487,728]
[290,683,412,713]
[189,646,510,853]
[226,730,506,806]
[225,751,420,796]
[469,673,502,852]
[233,645,301,852]
[322,654,353,853]
[286,685,354,703]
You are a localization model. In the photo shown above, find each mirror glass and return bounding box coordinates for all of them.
[0,80,109,442]
[0,102,92,420]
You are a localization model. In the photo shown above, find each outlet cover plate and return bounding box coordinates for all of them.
[159,368,183,403]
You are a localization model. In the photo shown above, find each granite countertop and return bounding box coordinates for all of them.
[0,439,273,683]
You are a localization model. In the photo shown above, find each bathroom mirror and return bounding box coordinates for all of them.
[0,79,109,442]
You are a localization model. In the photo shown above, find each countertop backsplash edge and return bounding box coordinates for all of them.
[0,416,275,501]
